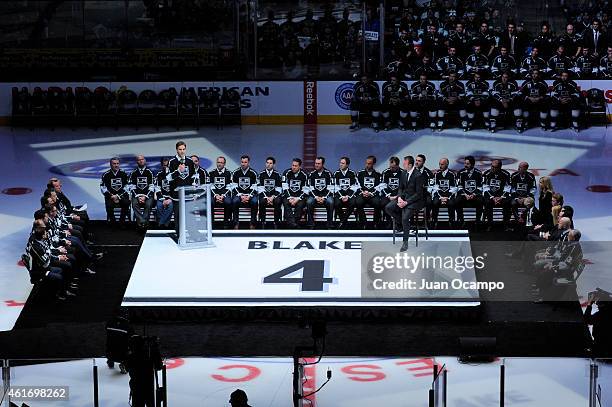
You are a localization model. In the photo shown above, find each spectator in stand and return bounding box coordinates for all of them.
[582,19,608,57]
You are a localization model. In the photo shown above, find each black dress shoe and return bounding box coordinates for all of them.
[400,241,409,252]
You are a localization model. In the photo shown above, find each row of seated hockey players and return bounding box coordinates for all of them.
[350,69,588,132]
[99,141,561,233]
[387,42,612,80]
[24,178,103,301]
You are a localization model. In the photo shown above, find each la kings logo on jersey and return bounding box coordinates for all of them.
[438,179,450,192]
[314,178,327,191]
[363,177,375,189]
[289,179,302,192]
[178,165,189,179]
[389,177,400,190]
[264,179,275,192]
[239,177,251,189]
[214,177,226,189]
[465,179,477,193]
[516,182,527,192]
[111,178,123,191]
[489,179,501,192]
[136,176,148,190]
[339,178,350,190]
[161,179,170,192]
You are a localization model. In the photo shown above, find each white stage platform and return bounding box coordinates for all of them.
[122,229,481,308]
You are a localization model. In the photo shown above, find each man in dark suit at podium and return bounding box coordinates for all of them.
[385,155,425,251]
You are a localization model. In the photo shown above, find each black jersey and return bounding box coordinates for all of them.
[167,155,196,200]
[353,82,381,103]
[258,169,282,198]
[357,169,382,195]
[155,168,172,200]
[193,166,209,187]
[448,31,472,57]
[209,167,232,196]
[282,169,309,199]
[548,54,574,77]
[520,56,548,77]
[382,81,410,106]
[100,168,129,199]
[491,54,517,77]
[491,79,520,101]
[465,80,490,100]
[533,33,556,58]
[308,168,334,198]
[574,54,598,77]
[436,55,465,77]
[456,168,483,196]
[465,53,490,73]
[381,167,403,197]
[510,171,536,198]
[482,168,511,199]
[334,168,359,197]
[231,167,258,196]
[521,79,549,98]
[551,79,580,99]
[557,33,582,57]
[439,80,466,98]
[417,166,435,196]
[410,81,437,100]
[432,169,458,198]
[129,166,155,198]
[385,60,413,80]
[413,61,438,78]
[600,55,612,78]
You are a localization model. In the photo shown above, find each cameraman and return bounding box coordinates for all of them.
[585,290,612,356]
[125,335,163,407]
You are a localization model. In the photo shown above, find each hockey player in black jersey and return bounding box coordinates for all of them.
[282,158,308,228]
[549,71,582,131]
[520,47,549,78]
[258,157,283,228]
[490,46,518,79]
[100,157,130,225]
[167,141,196,234]
[548,46,574,79]
[600,47,612,78]
[465,45,490,79]
[379,156,403,227]
[306,157,334,229]
[520,69,550,130]
[465,72,491,131]
[437,71,467,130]
[154,157,173,228]
[191,155,209,187]
[455,156,484,229]
[509,161,537,222]
[381,74,410,130]
[231,155,259,229]
[436,47,465,79]
[413,54,439,79]
[350,74,381,131]
[333,157,359,228]
[355,156,383,227]
[209,156,233,228]
[482,159,511,230]
[409,73,438,130]
[490,72,522,132]
[129,155,155,229]
[573,47,599,79]
[431,158,458,228]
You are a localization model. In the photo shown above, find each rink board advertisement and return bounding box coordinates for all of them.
[3,80,611,124]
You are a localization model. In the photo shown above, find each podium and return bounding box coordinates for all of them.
[177,185,214,249]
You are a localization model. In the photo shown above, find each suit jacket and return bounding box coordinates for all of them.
[582,29,608,55]
[399,169,425,209]
[520,206,544,227]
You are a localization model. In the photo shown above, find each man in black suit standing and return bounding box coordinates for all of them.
[582,19,607,58]
[384,155,425,251]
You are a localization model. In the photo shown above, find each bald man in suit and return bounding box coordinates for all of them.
[385,155,425,251]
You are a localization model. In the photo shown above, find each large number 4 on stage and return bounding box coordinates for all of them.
[263,260,333,291]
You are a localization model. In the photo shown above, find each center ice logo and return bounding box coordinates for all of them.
[50,155,211,179]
